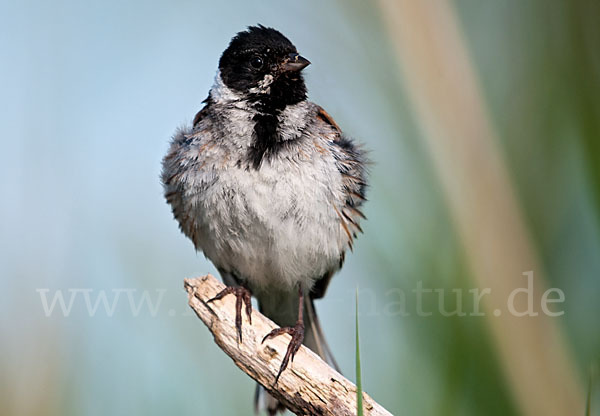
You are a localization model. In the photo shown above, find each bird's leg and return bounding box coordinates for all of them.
[261,285,305,383]
[208,285,252,343]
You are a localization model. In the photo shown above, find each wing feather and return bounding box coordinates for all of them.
[311,105,369,299]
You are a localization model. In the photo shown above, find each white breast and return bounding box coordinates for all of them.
[196,145,344,294]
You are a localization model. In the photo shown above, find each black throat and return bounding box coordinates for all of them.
[249,111,281,169]
[247,82,306,169]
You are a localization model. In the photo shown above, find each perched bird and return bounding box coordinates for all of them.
[162,25,368,414]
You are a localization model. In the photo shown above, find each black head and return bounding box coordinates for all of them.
[219,25,310,109]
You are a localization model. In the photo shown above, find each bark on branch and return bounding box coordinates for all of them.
[184,274,392,416]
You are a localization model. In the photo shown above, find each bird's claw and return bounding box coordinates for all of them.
[262,320,305,384]
[208,286,252,343]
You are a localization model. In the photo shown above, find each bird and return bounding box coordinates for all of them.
[161,25,368,414]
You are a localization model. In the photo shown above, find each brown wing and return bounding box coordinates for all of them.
[316,106,342,132]
[161,102,213,248]
[193,97,212,126]
[311,106,369,299]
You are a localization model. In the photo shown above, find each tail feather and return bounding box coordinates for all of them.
[254,385,286,416]
[303,297,340,372]
[254,294,338,414]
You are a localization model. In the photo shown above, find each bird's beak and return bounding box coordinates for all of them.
[281,53,311,72]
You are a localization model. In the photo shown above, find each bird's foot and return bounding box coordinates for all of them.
[208,286,252,343]
[261,320,305,383]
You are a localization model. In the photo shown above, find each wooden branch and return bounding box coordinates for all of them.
[184,275,392,416]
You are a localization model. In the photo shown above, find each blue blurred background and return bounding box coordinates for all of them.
[1,1,599,415]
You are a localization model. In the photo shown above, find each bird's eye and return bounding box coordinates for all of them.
[250,56,263,69]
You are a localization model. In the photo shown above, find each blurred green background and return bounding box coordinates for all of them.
[1,0,598,415]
